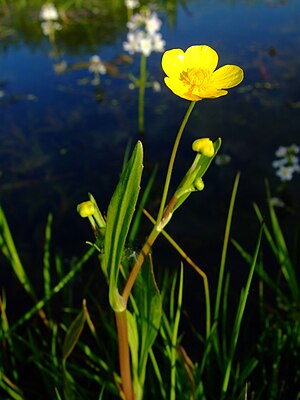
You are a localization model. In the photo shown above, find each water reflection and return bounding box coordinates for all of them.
[0,0,299,264]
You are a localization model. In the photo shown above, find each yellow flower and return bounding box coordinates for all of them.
[162,45,244,101]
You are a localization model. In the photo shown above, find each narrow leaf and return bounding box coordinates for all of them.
[104,141,143,311]
[62,300,87,360]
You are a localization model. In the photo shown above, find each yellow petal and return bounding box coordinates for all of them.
[192,84,227,99]
[161,48,185,78]
[164,77,201,101]
[184,45,218,72]
[212,65,244,89]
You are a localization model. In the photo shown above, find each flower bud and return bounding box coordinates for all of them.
[77,201,95,218]
[194,177,205,191]
[192,138,214,157]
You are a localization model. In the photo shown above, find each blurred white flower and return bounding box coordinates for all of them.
[123,31,143,54]
[273,144,300,181]
[151,32,166,52]
[128,82,136,90]
[275,144,299,158]
[275,146,288,158]
[215,154,231,166]
[88,55,106,75]
[152,81,161,92]
[40,3,59,21]
[127,13,145,31]
[145,12,162,34]
[276,166,294,181]
[53,60,67,73]
[123,9,165,57]
[140,36,153,57]
[270,197,285,208]
[125,0,140,10]
[272,158,287,168]
[41,21,62,36]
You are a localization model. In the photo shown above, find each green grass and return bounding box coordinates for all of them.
[1,176,299,399]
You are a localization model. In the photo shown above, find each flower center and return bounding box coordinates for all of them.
[180,68,212,90]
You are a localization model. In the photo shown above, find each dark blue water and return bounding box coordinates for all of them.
[1,0,300,269]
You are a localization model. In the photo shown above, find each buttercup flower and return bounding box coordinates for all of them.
[162,45,244,101]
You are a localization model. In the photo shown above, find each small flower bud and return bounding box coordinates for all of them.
[192,138,214,157]
[77,201,95,218]
[194,177,205,191]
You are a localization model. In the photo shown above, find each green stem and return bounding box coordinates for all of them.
[214,173,240,322]
[170,264,184,400]
[123,102,196,304]
[115,310,133,400]
[138,54,147,135]
[122,224,160,304]
[157,101,196,222]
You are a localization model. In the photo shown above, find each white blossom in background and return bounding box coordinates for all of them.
[270,197,285,208]
[272,158,288,169]
[123,8,165,57]
[40,3,59,21]
[53,60,67,74]
[41,21,62,36]
[123,31,144,55]
[125,0,140,10]
[152,32,165,52]
[40,3,62,38]
[275,144,300,158]
[88,55,106,85]
[276,166,295,181]
[145,12,162,35]
[152,81,161,92]
[273,144,300,182]
[140,36,153,57]
[88,55,107,75]
[127,12,145,31]
[215,154,231,166]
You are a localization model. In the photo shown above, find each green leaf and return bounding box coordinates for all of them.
[104,141,144,311]
[62,300,87,360]
[131,254,162,396]
[0,371,24,400]
[128,164,158,244]
[0,205,35,298]
[266,183,300,302]
[126,310,140,397]
[62,365,76,400]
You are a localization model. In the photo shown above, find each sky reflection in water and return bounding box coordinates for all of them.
[1,0,300,262]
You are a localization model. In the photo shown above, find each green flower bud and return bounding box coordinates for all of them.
[194,177,205,191]
[192,138,214,157]
[77,201,95,218]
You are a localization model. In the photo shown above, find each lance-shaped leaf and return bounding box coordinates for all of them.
[104,141,144,311]
[62,300,87,360]
[62,300,88,400]
[128,255,162,398]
